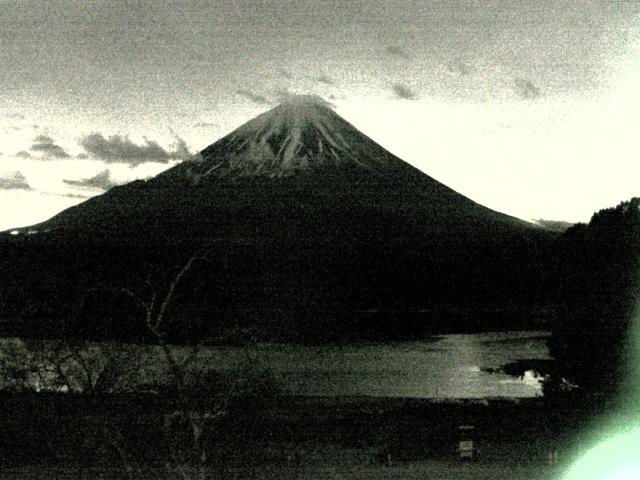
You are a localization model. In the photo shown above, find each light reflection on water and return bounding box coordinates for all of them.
[261,331,551,398]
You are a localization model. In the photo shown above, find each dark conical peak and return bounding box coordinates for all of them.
[175,94,405,179]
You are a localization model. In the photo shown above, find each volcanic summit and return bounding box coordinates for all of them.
[170,94,402,179]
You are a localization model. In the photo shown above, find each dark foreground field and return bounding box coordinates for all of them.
[0,460,562,480]
[0,393,600,479]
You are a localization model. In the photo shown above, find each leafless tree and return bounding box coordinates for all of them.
[0,337,148,479]
[0,337,145,394]
[119,251,239,480]
[0,250,276,479]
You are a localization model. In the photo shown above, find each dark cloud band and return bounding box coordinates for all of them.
[79,133,191,166]
[63,169,118,191]
[0,171,31,190]
[392,83,418,100]
[236,89,270,105]
[514,78,541,100]
[30,135,70,159]
[385,45,410,59]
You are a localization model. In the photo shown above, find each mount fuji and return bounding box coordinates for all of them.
[13,95,532,238]
[0,95,556,343]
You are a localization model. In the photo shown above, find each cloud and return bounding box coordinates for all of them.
[513,77,541,99]
[193,121,217,128]
[168,129,190,160]
[236,89,269,105]
[272,89,336,109]
[79,133,192,166]
[60,192,90,199]
[273,87,294,103]
[63,169,119,190]
[385,45,410,59]
[447,59,473,76]
[4,113,25,120]
[278,68,293,80]
[15,151,32,159]
[391,83,418,100]
[315,74,334,85]
[0,171,31,190]
[30,134,70,159]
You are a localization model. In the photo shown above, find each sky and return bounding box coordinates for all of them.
[1,0,639,230]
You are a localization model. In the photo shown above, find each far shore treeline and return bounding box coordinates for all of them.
[547,197,640,402]
[0,200,636,347]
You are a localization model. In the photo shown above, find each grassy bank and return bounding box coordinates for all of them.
[0,392,597,478]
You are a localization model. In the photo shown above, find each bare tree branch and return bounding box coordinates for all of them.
[154,253,212,333]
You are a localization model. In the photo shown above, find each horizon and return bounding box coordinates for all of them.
[1,1,639,230]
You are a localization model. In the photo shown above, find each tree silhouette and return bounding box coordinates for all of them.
[548,197,640,402]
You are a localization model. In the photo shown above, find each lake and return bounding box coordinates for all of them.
[0,331,551,398]
[207,330,551,398]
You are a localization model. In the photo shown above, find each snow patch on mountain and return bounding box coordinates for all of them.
[177,94,403,180]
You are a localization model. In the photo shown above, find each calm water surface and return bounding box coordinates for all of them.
[1,331,550,398]
[210,330,551,398]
